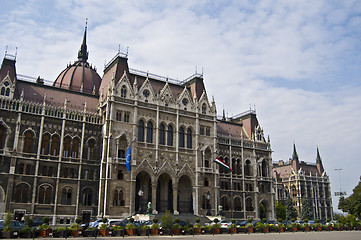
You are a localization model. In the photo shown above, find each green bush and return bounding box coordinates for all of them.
[42,216,50,225]
[161,210,173,229]
[38,223,51,230]
[75,218,81,224]
[25,216,33,228]
[70,223,82,230]
[111,225,123,231]
[102,217,108,223]
[195,218,200,223]
[4,212,12,232]
[194,223,202,228]
[54,226,67,232]
[151,223,160,229]
[153,218,158,224]
[125,223,135,230]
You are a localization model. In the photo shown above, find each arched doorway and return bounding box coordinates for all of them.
[156,173,173,212]
[178,175,193,213]
[135,171,152,214]
[259,200,268,220]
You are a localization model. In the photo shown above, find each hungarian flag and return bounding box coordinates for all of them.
[214,158,233,172]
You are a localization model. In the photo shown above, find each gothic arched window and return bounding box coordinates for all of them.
[120,85,127,98]
[38,185,52,204]
[138,120,144,142]
[61,188,72,205]
[159,123,165,145]
[146,121,153,143]
[186,128,192,149]
[15,183,29,203]
[23,131,34,153]
[202,103,207,114]
[179,127,185,148]
[71,137,80,158]
[50,135,60,156]
[41,134,50,155]
[82,188,93,206]
[167,125,173,146]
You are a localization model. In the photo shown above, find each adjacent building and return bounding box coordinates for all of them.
[273,145,333,220]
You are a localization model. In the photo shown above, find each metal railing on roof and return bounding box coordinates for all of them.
[129,68,184,85]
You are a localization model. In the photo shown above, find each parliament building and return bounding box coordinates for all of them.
[0,26,279,224]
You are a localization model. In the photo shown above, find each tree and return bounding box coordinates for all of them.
[300,198,313,220]
[275,201,286,220]
[338,179,361,218]
[259,203,266,219]
[286,196,298,220]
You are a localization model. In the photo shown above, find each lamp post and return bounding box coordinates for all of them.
[206,191,211,216]
[138,188,144,214]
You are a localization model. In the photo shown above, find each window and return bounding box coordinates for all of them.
[38,185,52,204]
[71,138,80,158]
[202,195,206,209]
[124,112,130,122]
[15,183,29,203]
[61,188,72,205]
[234,197,242,211]
[50,135,60,156]
[138,120,144,142]
[87,139,96,160]
[41,165,53,177]
[117,148,125,158]
[17,163,32,175]
[143,89,150,99]
[246,198,254,211]
[23,131,34,153]
[82,188,93,206]
[120,85,127,98]
[179,127,185,148]
[159,123,165,145]
[0,125,6,149]
[167,125,173,146]
[41,134,50,155]
[202,103,206,114]
[187,128,192,149]
[206,127,210,136]
[0,81,10,97]
[146,121,153,143]
[200,126,204,135]
[116,111,121,121]
[245,160,252,176]
[63,136,71,157]
[221,196,230,211]
[204,178,209,186]
[113,190,125,206]
[117,170,124,180]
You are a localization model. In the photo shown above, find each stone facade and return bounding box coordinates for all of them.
[0,28,276,224]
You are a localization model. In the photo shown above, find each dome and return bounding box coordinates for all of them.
[53,26,101,95]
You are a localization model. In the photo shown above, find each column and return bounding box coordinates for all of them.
[151,182,158,214]
[173,185,179,215]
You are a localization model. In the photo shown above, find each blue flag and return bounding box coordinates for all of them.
[126,146,131,172]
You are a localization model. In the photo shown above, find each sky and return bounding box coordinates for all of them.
[1,0,361,213]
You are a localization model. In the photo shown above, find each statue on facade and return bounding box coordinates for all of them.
[146,202,152,215]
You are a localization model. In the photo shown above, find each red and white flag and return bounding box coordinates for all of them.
[214,158,233,172]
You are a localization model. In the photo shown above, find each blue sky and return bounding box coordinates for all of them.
[1,0,361,213]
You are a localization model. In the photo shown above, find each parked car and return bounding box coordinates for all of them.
[219,220,232,228]
[0,220,25,231]
[89,219,104,228]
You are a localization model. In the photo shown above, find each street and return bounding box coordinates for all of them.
[18,231,361,240]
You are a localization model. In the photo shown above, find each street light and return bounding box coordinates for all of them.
[138,188,144,214]
[206,191,211,216]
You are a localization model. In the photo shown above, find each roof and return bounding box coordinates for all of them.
[99,54,206,102]
[0,56,16,82]
[16,80,99,113]
[217,121,248,139]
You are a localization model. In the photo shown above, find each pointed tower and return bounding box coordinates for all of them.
[78,21,88,62]
[316,147,324,175]
[291,143,300,170]
[53,22,101,94]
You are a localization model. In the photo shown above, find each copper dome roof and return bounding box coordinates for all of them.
[53,26,101,95]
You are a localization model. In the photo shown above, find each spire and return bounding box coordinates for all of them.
[316,146,322,163]
[222,107,226,120]
[78,19,89,62]
[292,143,299,162]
